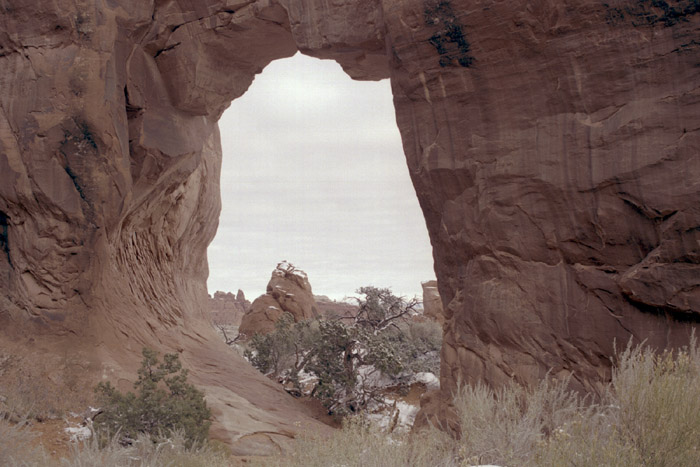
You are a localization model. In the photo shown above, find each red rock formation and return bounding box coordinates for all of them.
[209,290,250,327]
[422,280,444,325]
[386,0,700,399]
[1,0,698,452]
[0,0,314,453]
[314,295,359,321]
[239,261,320,337]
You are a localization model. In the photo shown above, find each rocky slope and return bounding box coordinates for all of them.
[0,0,698,451]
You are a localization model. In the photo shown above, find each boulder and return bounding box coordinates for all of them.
[239,262,320,337]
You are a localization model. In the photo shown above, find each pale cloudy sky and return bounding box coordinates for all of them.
[207,53,435,301]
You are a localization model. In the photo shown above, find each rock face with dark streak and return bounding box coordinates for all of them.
[1,0,698,451]
[387,0,700,399]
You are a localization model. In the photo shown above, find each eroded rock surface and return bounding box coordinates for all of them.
[0,0,315,453]
[239,262,319,337]
[387,0,700,399]
[1,0,699,452]
[422,280,444,325]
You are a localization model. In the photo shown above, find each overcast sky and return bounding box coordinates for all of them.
[207,53,435,301]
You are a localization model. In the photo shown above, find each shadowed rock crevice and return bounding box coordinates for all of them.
[605,0,700,27]
[0,211,10,267]
[424,0,474,68]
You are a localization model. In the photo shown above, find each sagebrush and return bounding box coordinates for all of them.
[263,335,700,466]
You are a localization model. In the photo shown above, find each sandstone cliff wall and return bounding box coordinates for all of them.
[1,0,698,451]
[0,0,312,453]
[387,0,700,395]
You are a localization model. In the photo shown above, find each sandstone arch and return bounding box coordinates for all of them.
[1,0,699,453]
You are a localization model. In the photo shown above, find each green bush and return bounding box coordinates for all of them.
[93,348,211,447]
[246,312,405,414]
[244,312,318,377]
[244,287,430,415]
[380,320,442,375]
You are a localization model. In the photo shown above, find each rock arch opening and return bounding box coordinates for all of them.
[208,53,435,301]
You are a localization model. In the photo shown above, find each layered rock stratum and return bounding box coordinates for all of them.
[1,0,698,452]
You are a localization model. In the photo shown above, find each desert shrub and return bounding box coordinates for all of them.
[245,287,430,415]
[93,348,211,447]
[536,338,700,466]
[255,416,456,467]
[453,377,582,466]
[266,336,700,466]
[534,408,641,467]
[0,353,74,422]
[0,417,49,466]
[62,430,229,467]
[608,338,700,466]
[380,319,442,375]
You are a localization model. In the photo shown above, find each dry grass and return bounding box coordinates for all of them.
[264,335,700,467]
[0,417,50,466]
[0,422,230,467]
[453,377,582,466]
[252,417,455,467]
[0,352,91,422]
[63,431,230,467]
[2,336,699,466]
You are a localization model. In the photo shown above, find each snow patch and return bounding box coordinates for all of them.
[357,365,393,387]
[366,398,421,433]
[394,400,420,428]
[273,261,308,281]
[291,269,308,280]
[413,372,440,390]
[65,424,92,442]
[297,369,317,385]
